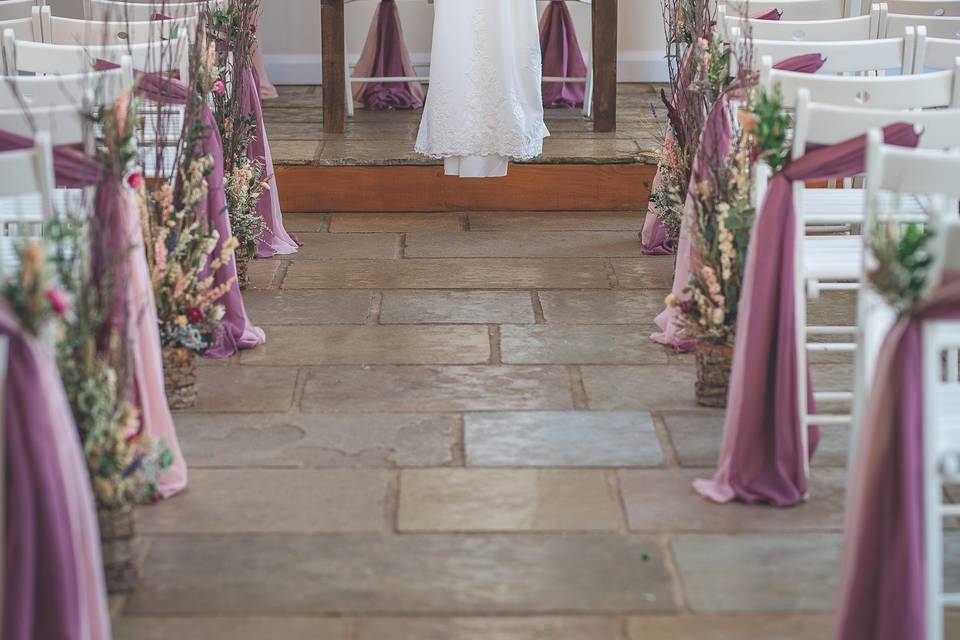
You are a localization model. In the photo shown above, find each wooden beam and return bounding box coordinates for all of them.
[592,0,618,132]
[321,0,346,134]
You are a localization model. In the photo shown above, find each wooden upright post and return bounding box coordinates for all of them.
[321,0,346,134]
[592,0,618,132]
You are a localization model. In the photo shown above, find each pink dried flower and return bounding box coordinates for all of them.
[46,288,69,316]
[213,79,226,95]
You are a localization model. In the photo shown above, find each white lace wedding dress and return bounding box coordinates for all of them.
[415,0,550,178]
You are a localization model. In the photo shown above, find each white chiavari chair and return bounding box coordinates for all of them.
[0,0,38,21]
[721,0,846,20]
[2,27,189,80]
[916,31,960,68]
[737,25,917,73]
[537,0,594,118]
[720,4,881,41]
[0,13,35,40]
[922,268,960,640]
[884,0,960,15]
[34,5,195,46]
[344,0,433,118]
[0,128,56,595]
[84,0,223,21]
[0,57,133,109]
[880,2,960,37]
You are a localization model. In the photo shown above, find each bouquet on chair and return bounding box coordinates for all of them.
[210,0,268,284]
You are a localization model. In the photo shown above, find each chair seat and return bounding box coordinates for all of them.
[802,188,927,225]
[803,234,863,281]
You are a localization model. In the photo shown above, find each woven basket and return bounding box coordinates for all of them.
[695,338,734,408]
[236,245,251,290]
[98,506,140,593]
[162,345,197,409]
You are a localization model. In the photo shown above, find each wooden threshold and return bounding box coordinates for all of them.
[276,163,656,213]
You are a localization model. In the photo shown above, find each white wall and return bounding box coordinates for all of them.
[259,0,668,84]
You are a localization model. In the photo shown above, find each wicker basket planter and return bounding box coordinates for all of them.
[98,506,140,593]
[236,245,251,290]
[695,338,734,408]
[162,346,197,409]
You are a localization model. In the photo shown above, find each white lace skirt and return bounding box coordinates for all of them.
[415,0,550,178]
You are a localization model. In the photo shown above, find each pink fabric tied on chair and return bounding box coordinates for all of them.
[540,0,588,109]
[692,123,921,507]
[0,127,188,499]
[651,53,828,352]
[835,274,960,640]
[241,65,301,257]
[1,306,111,640]
[640,5,782,255]
[750,7,784,19]
[352,0,425,110]
[135,73,266,360]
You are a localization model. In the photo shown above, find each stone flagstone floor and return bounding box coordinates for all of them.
[111,210,957,639]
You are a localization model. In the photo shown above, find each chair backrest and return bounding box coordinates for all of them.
[38,6,195,47]
[865,128,960,217]
[84,0,221,21]
[884,0,960,15]
[0,130,56,280]
[793,88,960,157]
[0,103,87,145]
[883,9,960,37]
[0,56,133,108]
[720,7,878,41]
[0,0,33,22]
[760,50,960,108]
[741,29,916,73]
[0,15,33,40]
[918,34,960,68]
[721,0,845,20]
[2,28,188,79]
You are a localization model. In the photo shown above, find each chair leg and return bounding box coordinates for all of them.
[345,58,355,119]
[583,53,595,119]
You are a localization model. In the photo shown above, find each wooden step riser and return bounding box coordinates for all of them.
[276,163,656,213]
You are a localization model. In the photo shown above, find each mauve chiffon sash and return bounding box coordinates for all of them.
[540,0,587,109]
[352,0,426,110]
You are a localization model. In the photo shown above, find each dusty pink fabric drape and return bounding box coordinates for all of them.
[651,54,827,352]
[1,303,111,640]
[243,66,300,257]
[0,128,188,498]
[693,123,921,507]
[540,0,588,109]
[136,73,266,359]
[835,274,960,640]
[352,0,425,110]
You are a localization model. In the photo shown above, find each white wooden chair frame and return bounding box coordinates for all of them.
[84,0,224,21]
[880,2,960,37]
[720,4,881,41]
[738,28,916,73]
[721,0,846,21]
[34,5,195,47]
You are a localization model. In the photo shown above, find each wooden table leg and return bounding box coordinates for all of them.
[321,0,346,134]
[592,0,618,133]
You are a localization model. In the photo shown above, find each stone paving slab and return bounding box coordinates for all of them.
[243,290,374,325]
[661,411,850,468]
[619,468,847,532]
[538,290,668,325]
[404,232,643,258]
[114,617,349,640]
[466,211,644,232]
[173,412,458,468]
[500,325,671,365]
[283,259,613,290]
[627,614,833,640]
[300,366,575,413]
[353,616,625,640]
[397,469,622,532]
[281,212,328,233]
[136,469,390,534]
[580,365,699,411]
[330,213,464,233]
[246,258,281,289]
[288,233,402,259]
[239,325,491,366]
[380,290,536,325]
[126,534,677,615]
[608,258,676,289]
[269,140,322,164]
[190,366,298,413]
[464,411,663,467]
[671,533,842,612]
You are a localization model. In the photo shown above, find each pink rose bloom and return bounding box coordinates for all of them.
[127,172,143,190]
[213,80,226,95]
[46,288,69,316]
